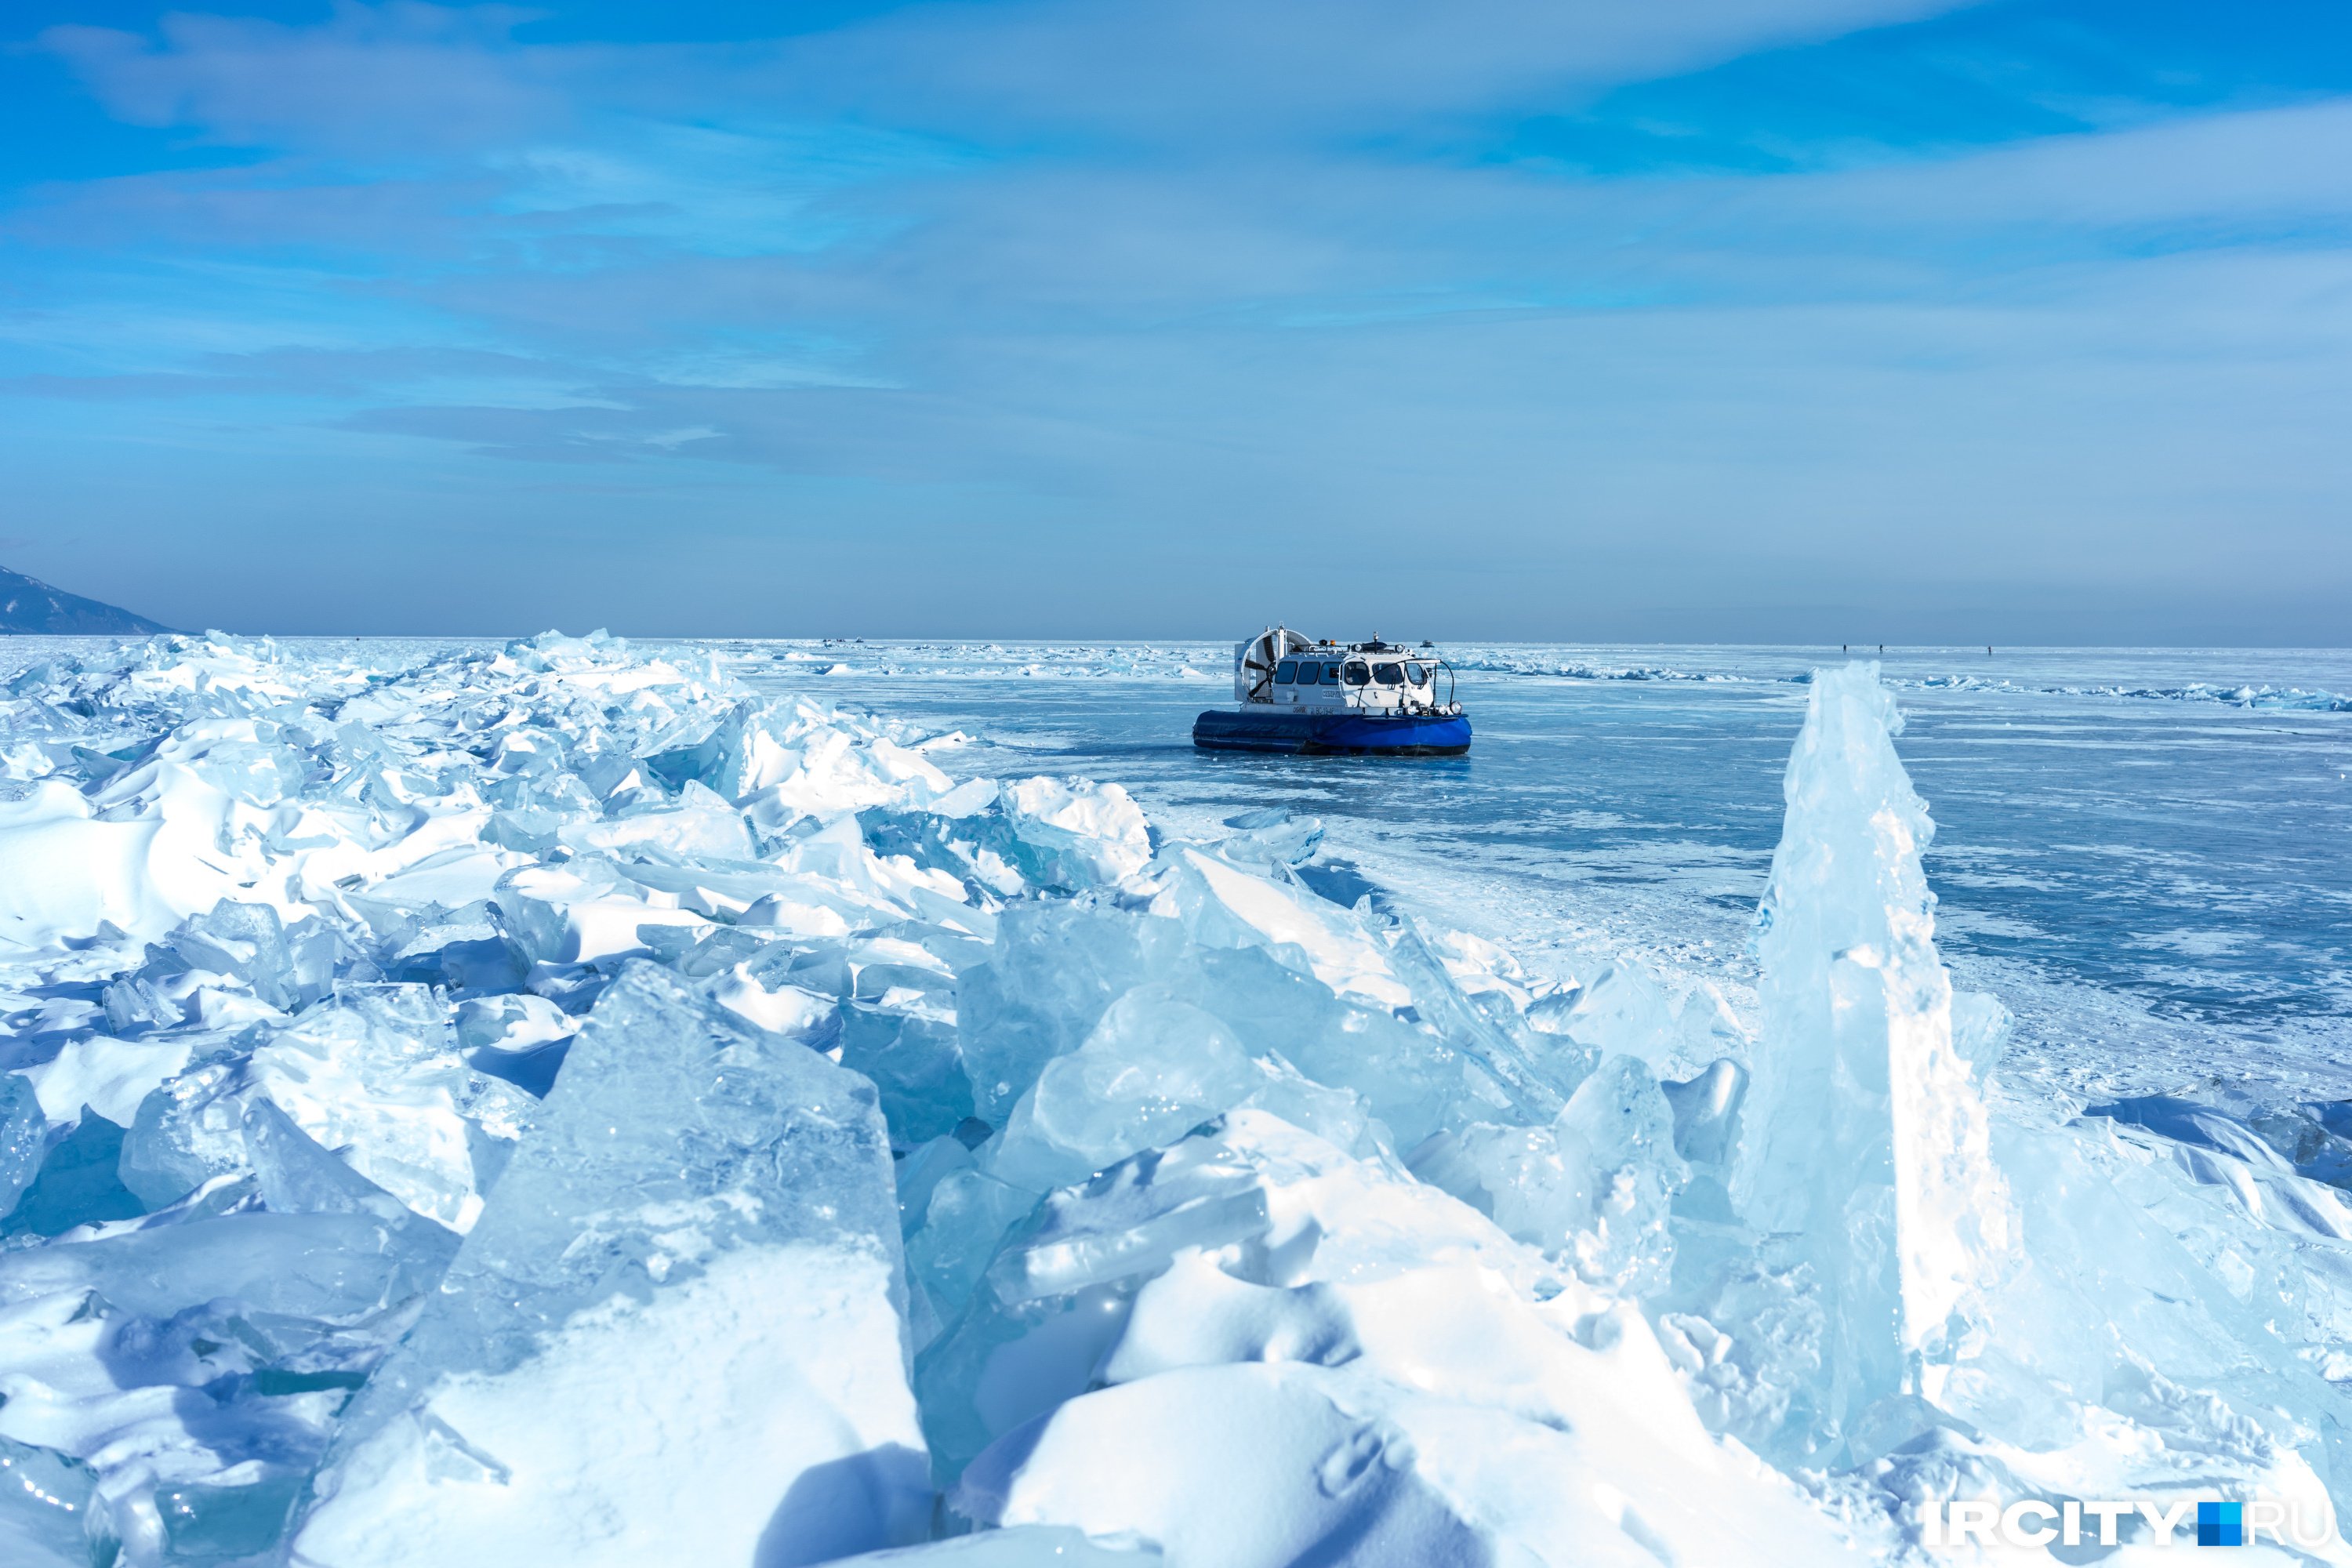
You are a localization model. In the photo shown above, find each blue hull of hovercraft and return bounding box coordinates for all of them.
[1192,709,1472,756]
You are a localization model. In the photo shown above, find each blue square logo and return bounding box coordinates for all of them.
[2198,1500,2243,1547]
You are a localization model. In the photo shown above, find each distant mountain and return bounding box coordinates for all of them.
[0,564,172,635]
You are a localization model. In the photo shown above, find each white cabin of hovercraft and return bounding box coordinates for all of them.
[1231,629,1458,714]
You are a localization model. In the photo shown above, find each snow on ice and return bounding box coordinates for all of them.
[0,631,2346,1564]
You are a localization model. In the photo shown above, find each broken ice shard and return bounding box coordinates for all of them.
[989,987,1264,1193]
[118,984,526,1232]
[292,961,929,1567]
[1412,1054,1686,1298]
[0,1071,49,1219]
[1732,662,2013,1460]
[0,1433,104,1568]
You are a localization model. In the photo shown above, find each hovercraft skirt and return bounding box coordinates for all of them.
[1192,710,1471,755]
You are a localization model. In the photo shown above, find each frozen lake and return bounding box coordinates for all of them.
[726,641,2352,1105]
[5,628,2351,1563]
[10,631,2345,1102]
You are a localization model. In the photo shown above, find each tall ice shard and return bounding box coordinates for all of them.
[1732,663,2014,1459]
[292,961,928,1568]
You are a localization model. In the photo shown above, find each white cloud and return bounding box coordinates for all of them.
[5,0,2351,637]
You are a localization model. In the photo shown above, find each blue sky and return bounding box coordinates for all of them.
[2,1,2348,640]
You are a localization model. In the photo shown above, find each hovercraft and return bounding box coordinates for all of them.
[1192,627,1471,756]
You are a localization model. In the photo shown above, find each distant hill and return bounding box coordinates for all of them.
[0,564,172,635]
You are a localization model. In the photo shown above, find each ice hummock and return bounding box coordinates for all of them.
[1,632,2347,1565]
[952,1112,1854,1566]
[292,962,929,1566]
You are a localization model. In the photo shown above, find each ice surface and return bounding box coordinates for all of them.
[2,1112,146,1238]
[0,1194,452,1563]
[292,962,928,1567]
[3,630,2347,1565]
[0,1072,46,1218]
[956,904,1182,1126]
[1,1432,103,1568]
[1000,777,1153,887]
[1158,847,1412,1011]
[1410,1054,1686,1297]
[452,992,575,1096]
[907,1167,1035,1316]
[118,984,524,1232]
[990,989,1267,1192]
[1555,962,1680,1069]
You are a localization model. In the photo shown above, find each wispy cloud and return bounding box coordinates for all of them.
[0,0,2347,638]
[42,5,565,154]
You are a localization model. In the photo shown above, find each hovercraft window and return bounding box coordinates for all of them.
[1274,660,1296,684]
[1318,663,1341,684]
[1343,662,1370,687]
[1404,662,1428,684]
[1373,662,1403,685]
